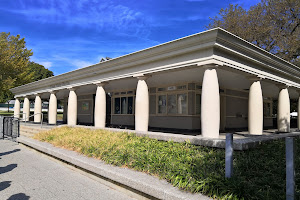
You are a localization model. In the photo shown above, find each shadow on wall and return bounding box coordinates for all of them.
[278,117,290,132]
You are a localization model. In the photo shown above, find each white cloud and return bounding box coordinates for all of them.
[39,61,52,69]
[8,0,150,35]
[71,60,94,69]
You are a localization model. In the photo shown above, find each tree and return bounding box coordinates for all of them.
[207,0,300,66]
[27,61,54,82]
[0,32,54,110]
[0,32,33,103]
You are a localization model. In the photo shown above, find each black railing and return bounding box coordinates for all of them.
[0,116,20,140]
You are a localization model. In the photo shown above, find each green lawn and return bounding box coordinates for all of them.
[34,127,299,200]
[0,110,14,116]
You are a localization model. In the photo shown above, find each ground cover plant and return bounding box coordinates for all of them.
[34,127,300,200]
[0,110,14,116]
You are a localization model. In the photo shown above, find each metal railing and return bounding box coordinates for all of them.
[23,113,43,128]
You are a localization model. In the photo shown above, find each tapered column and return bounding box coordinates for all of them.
[248,77,263,135]
[297,91,300,130]
[23,96,30,121]
[48,90,57,125]
[14,98,20,118]
[34,94,42,123]
[67,87,77,126]
[94,82,107,128]
[201,65,220,138]
[135,75,150,132]
[277,85,290,132]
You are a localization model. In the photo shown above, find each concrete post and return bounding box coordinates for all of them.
[94,82,107,128]
[14,98,20,118]
[286,137,295,200]
[277,85,290,132]
[248,77,263,135]
[135,75,150,132]
[23,96,30,121]
[67,87,77,126]
[201,65,220,138]
[34,94,42,123]
[225,133,233,178]
[48,90,57,125]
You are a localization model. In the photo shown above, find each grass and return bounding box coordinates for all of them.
[34,127,300,200]
[0,110,14,116]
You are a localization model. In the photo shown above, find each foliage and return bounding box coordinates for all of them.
[34,127,300,200]
[0,32,33,102]
[27,61,54,82]
[207,0,300,66]
[0,32,54,103]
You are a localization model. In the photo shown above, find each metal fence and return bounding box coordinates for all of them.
[1,116,20,139]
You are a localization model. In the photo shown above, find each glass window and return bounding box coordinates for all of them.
[158,95,167,114]
[128,97,133,114]
[264,102,271,117]
[114,98,120,114]
[196,94,201,115]
[121,97,127,114]
[177,94,187,114]
[167,94,177,114]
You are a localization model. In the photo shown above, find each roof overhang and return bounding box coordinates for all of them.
[10,28,300,97]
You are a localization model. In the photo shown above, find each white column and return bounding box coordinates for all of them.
[94,82,107,128]
[14,98,20,118]
[48,90,57,125]
[248,77,263,135]
[34,94,42,123]
[67,87,77,126]
[297,91,300,130]
[23,96,30,121]
[201,65,220,138]
[135,75,150,132]
[277,85,290,132]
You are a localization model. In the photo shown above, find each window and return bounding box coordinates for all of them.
[157,93,187,115]
[158,95,167,114]
[177,93,187,114]
[114,96,134,114]
[114,98,121,114]
[196,94,201,115]
[264,102,272,117]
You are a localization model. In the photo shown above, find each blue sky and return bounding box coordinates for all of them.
[0,0,260,75]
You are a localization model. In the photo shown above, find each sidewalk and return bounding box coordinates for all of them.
[17,136,211,200]
[0,139,136,200]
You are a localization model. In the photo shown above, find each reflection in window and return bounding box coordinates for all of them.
[115,98,120,114]
[128,97,133,114]
[158,95,167,114]
[196,94,201,115]
[177,94,187,114]
[121,97,127,114]
[114,96,134,114]
[264,102,271,117]
[167,94,177,114]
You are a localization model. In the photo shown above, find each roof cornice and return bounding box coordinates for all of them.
[10,28,300,96]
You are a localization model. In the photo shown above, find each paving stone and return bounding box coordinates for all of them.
[0,139,135,200]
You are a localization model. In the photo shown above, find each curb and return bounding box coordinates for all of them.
[17,136,211,200]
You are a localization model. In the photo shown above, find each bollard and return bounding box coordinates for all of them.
[225,133,233,178]
[286,137,295,200]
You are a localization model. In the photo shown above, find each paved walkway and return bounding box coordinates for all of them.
[0,139,136,200]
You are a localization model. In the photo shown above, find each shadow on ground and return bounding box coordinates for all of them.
[8,193,30,200]
[0,164,17,174]
[0,149,20,157]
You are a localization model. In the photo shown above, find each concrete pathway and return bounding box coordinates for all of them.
[0,139,136,200]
